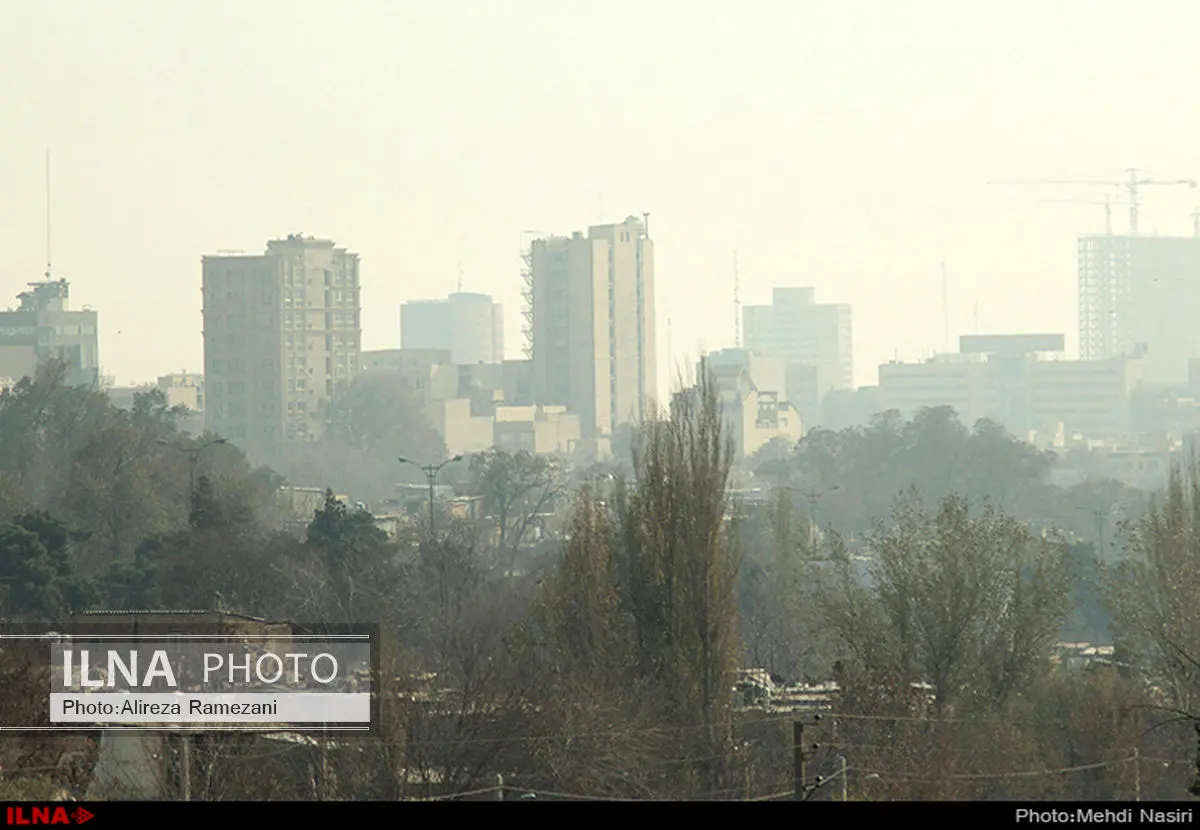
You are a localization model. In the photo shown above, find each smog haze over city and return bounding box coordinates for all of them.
[3,1,1198,388]
[5,0,1200,810]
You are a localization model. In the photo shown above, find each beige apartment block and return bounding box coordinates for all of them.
[528,215,656,445]
[202,234,361,452]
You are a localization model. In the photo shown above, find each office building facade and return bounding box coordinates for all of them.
[878,334,1144,440]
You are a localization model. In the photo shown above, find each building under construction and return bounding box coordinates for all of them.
[1078,233,1200,384]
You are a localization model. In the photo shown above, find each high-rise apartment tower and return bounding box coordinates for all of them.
[528,216,656,440]
[202,235,361,450]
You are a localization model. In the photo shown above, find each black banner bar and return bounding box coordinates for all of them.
[0,800,1196,823]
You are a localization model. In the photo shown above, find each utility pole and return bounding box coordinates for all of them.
[838,755,847,802]
[793,715,821,800]
[496,773,504,801]
[180,734,191,801]
[398,455,464,537]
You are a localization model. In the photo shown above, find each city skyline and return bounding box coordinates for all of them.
[5,2,1200,393]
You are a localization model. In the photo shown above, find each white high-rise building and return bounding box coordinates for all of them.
[528,215,656,442]
[401,292,504,366]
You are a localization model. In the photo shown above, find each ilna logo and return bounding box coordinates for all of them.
[4,806,94,825]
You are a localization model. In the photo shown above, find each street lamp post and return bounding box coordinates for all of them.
[158,438,228,505]
[1075,505,1115,560]
[398,455,464,536]
[799,485,840,551]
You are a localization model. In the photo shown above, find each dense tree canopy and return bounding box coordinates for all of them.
[1,358,1196,801]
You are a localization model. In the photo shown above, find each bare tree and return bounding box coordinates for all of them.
[613,367,741,795]
[825,492,1072,719]
[1106,458,1200,717]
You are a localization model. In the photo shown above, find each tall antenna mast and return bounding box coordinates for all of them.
[456,260,463,293]
[733,251,741,348]
[941,257,949,353]
[45,148,52,279]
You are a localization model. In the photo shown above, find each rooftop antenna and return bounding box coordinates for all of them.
[642,212,650,237]
[456,260,463,293]
[733,252,741,348]
[44,148,52,279]
[973,301,980,335]
[1193,207,1200,238]
[941,257,949,353]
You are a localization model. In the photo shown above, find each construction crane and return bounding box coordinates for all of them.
[989,168,1197,234]
[1037,196,1132,236]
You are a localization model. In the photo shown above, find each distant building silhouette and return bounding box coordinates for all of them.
[401,292,503,365]
[878,333,1145,440]
[742,287,851,428]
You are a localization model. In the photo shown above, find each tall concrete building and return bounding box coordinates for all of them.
[742,286,852,427]
[0,278,99,386]
[1079,234,1200,384]
[202,234,361,449]
[400,292,504,365]
[527,215,656,441]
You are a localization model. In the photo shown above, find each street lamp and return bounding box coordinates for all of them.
[799,485,840,551]
[398,455,464,535]
[158,438,228,504]
[1075,504,1116,560]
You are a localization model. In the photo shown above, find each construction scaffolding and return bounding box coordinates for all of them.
[520,233,535,359]
[1077,234,1131,361]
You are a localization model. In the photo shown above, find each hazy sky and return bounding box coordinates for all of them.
[3,1,1199,392]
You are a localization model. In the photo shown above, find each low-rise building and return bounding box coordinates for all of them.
[685,356,802,460]
[698,349,804,459]
[363,348,563,456]
[427,397,493,455]
[494,404,581,455]
[0,278,99,387]
[877,334,1145,440]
